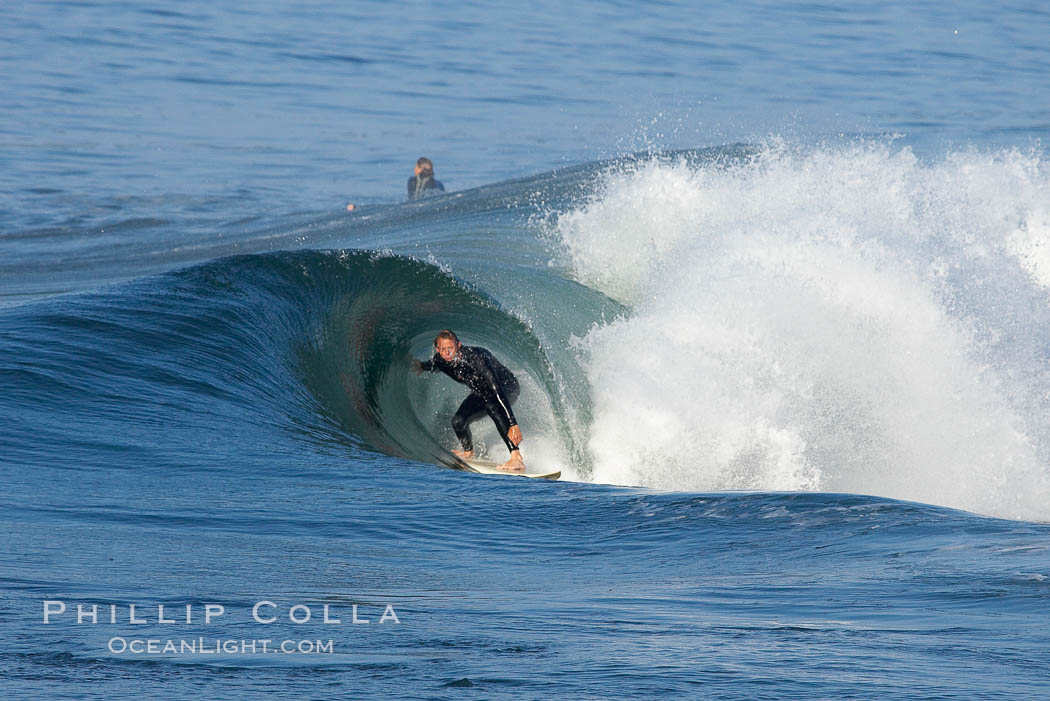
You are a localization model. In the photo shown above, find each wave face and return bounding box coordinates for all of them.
[0,248,585,477]
[557,141,1050,520]
[3,142,1050,521]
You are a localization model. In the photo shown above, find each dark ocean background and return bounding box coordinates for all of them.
[3,1,1050,698]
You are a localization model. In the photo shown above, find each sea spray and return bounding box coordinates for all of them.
[558,141,1050,520]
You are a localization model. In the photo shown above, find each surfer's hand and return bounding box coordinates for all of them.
[411,358,423,375]
[508,425,522,447]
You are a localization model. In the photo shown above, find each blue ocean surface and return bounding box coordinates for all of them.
[3,1,1050,698]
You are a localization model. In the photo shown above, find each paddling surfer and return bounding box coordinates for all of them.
[412,330,524,472]
[407,157,445,200]
[347,156,445,211]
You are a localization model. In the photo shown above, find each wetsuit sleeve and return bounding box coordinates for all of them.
[407,176,416,200]
[418,354,439,372]
[474,355,517,427]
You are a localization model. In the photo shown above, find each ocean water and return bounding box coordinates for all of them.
[3,1,1050,698]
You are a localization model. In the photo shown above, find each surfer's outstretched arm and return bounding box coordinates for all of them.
[413,355,438,375]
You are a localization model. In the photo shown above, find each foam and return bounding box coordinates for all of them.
[558,140,1050,521]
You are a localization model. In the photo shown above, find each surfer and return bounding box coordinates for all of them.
[407,157,445,200]
[346,156,446,211]
[412,330,525,473]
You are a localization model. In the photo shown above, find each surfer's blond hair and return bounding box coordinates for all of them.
[434,329,459,346]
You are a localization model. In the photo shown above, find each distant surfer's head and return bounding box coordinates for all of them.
[415,157,434,177]
[434,329,460,362]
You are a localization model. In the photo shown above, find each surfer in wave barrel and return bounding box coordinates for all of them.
[412,330,525,472]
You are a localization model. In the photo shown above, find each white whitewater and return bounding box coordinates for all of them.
[558,140,1050,521]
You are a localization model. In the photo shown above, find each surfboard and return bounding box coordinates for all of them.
[460,458,561,480]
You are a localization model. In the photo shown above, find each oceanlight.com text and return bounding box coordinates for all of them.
[108,637,334,655]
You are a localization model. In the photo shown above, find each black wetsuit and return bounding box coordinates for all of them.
[407,174,445,200]
[420,346,520,454]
